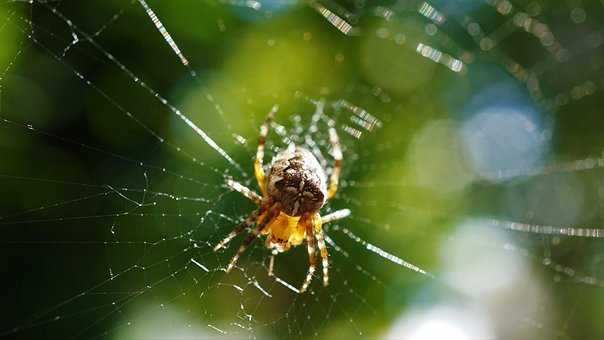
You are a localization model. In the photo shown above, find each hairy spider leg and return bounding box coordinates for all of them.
[327,123,342,200]
[254,105,278,197]
[214,205,266,251]
[226,178,262,205]
[313,214,329,287]
[226,203,281,273]
[300,215,318,292]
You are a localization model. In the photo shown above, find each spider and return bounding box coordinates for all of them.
[214,106,351,293]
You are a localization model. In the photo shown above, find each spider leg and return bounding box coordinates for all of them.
[213,206,264,251]
[300,215,317,293]
[255,105,278,197]
[226,178,262,205]
[226,203,280,273]
[313,215,329,287]
[321,208,351,224]
[327,121,342,200]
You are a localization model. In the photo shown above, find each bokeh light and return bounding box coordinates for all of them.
[460,105,550,182]
[406,119,473,193]
[385,305,493,340]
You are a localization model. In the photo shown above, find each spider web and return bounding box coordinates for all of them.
[1,0,604,339]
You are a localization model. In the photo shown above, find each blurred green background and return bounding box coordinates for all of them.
[2,1,604,339]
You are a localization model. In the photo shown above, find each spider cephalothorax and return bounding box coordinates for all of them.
[214,106,350,293]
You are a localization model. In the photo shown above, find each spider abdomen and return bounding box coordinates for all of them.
[266,147,327,216]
